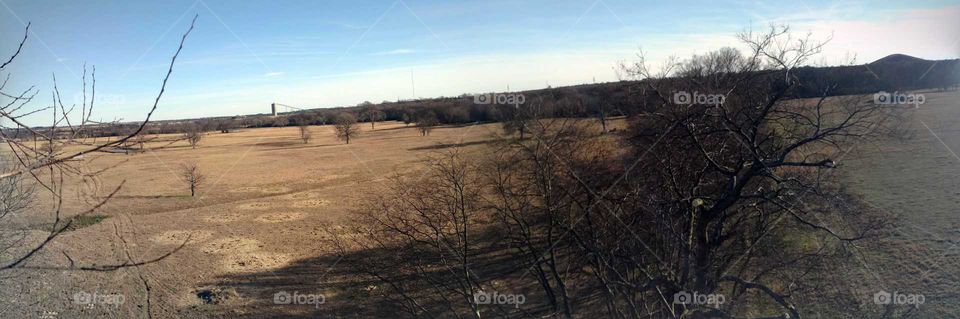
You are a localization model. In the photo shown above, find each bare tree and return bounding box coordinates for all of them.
[179,162,205,197]
[0,153,35,281]
[0,15,196,282]
[334,113,359,144]
[0,154,33,223]
[39,138,62,155]
[500,104,534,139]
[299,123,312,144]
[328,25,902,319]
[361,106,385,130]
[481,119,598,318]
[216,118,236,133]
[586,25,897,318]
[416,110,438,136]
[330,150,487,319]
[184,124,203,148]
[576,94,611,134]
[134,132,146,150]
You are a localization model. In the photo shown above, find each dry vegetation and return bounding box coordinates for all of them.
[0,19,957,319]
[1,101,958,317]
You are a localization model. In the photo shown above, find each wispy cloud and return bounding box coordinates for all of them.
[264,72,285,77]
[324,21,368,30]
[370,49,416,56]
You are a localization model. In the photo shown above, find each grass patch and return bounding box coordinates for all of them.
[64,214,109,231]
[779,230,820,253]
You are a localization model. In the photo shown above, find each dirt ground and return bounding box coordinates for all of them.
[0,91,957,318]
[0,120,510,318]
[836,90,960,317]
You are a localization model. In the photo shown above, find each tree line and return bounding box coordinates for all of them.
[321,25,918,318]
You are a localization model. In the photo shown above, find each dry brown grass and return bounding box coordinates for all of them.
[2,89,957,317]
[2,120,513,317]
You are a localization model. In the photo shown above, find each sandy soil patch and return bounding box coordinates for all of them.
[316,174,347,181]
[203,212,247,223]
[220,251,291,273]
[320,225,363,241]
[201,237,290,273]
[282,191,323,200]
[226,186,262,193]
[260,186,291,194]
[235,201,276,210]
[201,237,262,254]
[255,212,307,223]
[290,199,330,208]
[227,185,292,194]
[150,230,215,246]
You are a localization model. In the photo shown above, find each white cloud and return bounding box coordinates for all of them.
[767,5,960,62]
[264,72,285,77]
[323,21,368,30]
[369,49,416,56]
[151,4,960,121]
[153,48,642,119]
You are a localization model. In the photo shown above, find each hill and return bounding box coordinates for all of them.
[870,54,930,65]
[14,54,958,136]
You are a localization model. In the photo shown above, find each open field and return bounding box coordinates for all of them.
[836,90,960,317]
[1,91,958,318]
[3,1,959,317]
[0,120,516,317]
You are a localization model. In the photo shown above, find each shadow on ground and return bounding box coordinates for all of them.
[407,139,497,151]
[190,231,567,318]
[260,143,342,152]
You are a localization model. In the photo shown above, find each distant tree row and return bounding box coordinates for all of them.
[26,55,953,141]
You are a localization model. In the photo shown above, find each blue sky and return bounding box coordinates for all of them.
[1,0,958,126]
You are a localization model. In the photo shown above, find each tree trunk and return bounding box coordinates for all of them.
[693,215,711,291]
[599,109,608,134]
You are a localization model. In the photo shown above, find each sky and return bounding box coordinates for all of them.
[1,0,958,126]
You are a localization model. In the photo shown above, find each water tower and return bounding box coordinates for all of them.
[271,103,277,116]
